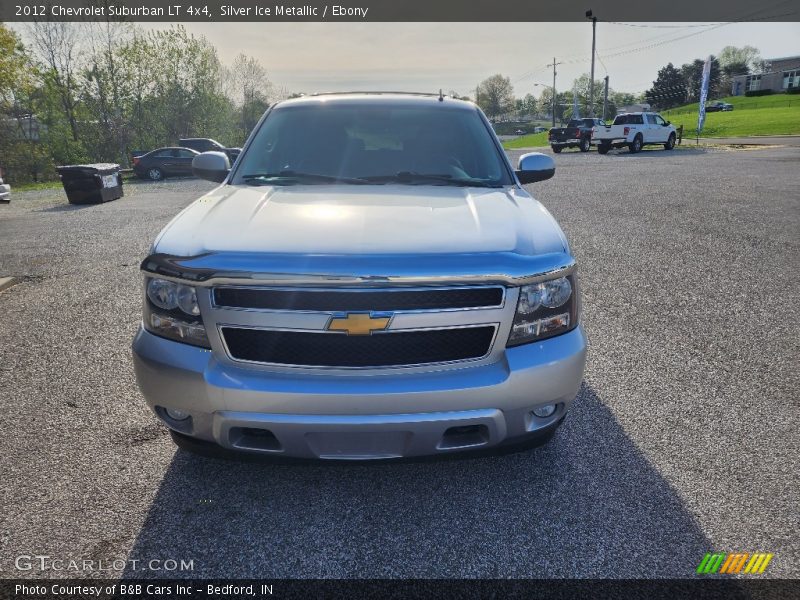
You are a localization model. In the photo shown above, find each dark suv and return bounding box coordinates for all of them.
[179,138,241,162]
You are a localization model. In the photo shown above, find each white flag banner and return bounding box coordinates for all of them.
[697,56,712,135]
[573,87,580,120]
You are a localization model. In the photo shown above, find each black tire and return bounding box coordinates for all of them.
[551,145,563,154]
[597,144,610,155]
[629,135,642,154]
[579,137,591,152]
[147,167,164,181]
[664,133,676,150]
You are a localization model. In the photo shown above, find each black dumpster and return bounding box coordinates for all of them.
[56,163,124,205]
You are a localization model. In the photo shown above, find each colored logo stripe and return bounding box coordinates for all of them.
[697,553,725,574]
[697,553,773,574]
[719,553,749,574]
[744,553,773,574]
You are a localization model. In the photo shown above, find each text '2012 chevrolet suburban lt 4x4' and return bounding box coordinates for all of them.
[132,92,587,460]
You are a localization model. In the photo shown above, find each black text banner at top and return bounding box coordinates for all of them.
[2,0,799,22]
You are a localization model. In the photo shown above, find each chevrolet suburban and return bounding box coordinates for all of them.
[132,92,587,460]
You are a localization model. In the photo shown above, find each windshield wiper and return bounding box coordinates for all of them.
[241,171,370,185]
[363,172,501,188]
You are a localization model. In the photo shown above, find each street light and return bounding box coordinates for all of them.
[586,9,597,117]
[532,81,556,127]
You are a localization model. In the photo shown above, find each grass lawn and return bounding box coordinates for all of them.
[503,132,549,149]
[504,94,800,147]
[12,180,64,192]
[662,94,800,138]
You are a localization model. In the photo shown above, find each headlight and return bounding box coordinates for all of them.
[147,278,200,316]
[177,285,201,316]
[508,275,578,346]
[147,279,178,310]
[143,277,209,348]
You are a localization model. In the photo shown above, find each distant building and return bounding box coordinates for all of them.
[731,55,800,96]
[1,115,47,141]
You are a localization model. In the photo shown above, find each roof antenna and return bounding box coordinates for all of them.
[438,89,444,102]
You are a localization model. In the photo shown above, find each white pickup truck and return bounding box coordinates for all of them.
[592,112,677,154]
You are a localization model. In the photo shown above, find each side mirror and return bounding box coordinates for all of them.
[192,151,230,183]
[516,152,555,184]
[664,121,671,126]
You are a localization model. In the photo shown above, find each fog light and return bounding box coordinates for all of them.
[165,407,190,421]
[532,404,557,418]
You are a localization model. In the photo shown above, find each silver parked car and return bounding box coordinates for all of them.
[0,174,10,203]
[132,92,587,460]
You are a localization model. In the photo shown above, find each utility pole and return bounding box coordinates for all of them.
[586,9,597,116]
[547,57,562,127]
[603,75,609,121]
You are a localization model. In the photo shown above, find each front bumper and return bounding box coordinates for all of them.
[132,325,587,459]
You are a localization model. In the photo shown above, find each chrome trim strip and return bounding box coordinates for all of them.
[216,323,499,370]
[209,284,507,313]
[141,252,576,287]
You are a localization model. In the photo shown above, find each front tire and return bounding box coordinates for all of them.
[664,133,676,150]
[629,135,642,154]
[551,145,563,154]
[597,144,610,155]
[579,137,591,152]
[147,167,164,181]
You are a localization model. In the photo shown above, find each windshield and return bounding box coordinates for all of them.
[232,102,512,187]
[614,114,644,125]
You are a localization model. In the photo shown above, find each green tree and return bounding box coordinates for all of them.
[516,93,537,118]
[81,22,136,164]
[476,74,514,119]
[570,73,609,116]
[538,86,555,116]
[645,63,687,109]
[681,57,721,102]
[26,22,85,145]
[0,24,53,182]
[717,45,762,72]
[0,24,31,111]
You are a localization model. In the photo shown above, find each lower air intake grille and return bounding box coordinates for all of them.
[221,326,496,368]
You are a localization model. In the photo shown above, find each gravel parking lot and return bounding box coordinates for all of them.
[0,146,797,578]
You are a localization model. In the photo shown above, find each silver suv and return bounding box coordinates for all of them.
[132,93,587,460]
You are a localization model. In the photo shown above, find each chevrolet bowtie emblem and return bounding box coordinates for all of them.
[327,312,392,336]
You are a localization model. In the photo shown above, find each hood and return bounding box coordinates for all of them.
[153,184,567,257]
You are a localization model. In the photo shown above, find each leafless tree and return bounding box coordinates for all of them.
[229,53,272,106]
[26,21,84,141]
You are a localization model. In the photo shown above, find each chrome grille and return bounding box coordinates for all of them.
[205,284,510,370]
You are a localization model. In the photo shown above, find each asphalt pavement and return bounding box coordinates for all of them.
[0,146,797,578]
[695,135,800,146]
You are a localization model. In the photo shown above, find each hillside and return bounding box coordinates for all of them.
[662,94,800,137]
[503,93,800,147]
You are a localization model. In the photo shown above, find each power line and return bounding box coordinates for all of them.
[561,0,796,65]
[595,50,609,76]
[606,22,725,28]
[512,65,550,84]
